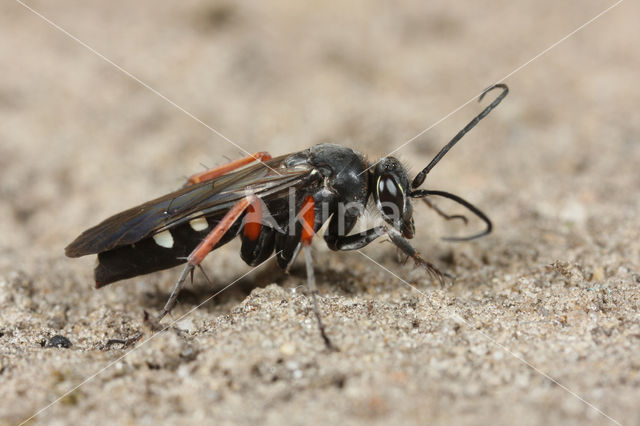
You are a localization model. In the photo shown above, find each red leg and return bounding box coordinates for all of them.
[188,195,259,264]
[299,195,315,246]
[297,196,335,349]
[187,152,272,185]
[283,195,315,273]
[243,198,263,242]
[158,195,259,319]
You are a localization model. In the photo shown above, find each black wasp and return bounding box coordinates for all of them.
[66,84,508,349]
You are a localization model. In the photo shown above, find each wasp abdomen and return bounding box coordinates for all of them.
[240,226,276,266]
[95,217,240,287]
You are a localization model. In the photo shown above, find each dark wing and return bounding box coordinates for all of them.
[65,154,313,257]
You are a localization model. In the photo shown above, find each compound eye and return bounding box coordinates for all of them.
[377,174,404,218]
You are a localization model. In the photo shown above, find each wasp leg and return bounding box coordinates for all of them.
[421,197,468,224]
[385,227,452,285]
[186,151,272,186]
[329,226,452,285]
[411,189,491,241]
[304,247,337,351]
[289,195,337,350]
[278,194,315,272]
[327,226,386,250]
[157,195,259,320]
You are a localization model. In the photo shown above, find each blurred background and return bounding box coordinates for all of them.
[1,0,638,424]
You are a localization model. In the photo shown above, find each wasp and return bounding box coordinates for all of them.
[66,84,508,348]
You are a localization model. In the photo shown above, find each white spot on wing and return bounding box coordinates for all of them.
[189,217,208,232]
[153,230,174,248]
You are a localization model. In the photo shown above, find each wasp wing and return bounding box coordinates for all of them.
[65,154,313,257]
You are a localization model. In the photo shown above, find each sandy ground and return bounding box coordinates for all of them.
[1,0,639,425]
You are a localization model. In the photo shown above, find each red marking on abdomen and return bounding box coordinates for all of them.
[300,196,315,246]
[243,199,263,241]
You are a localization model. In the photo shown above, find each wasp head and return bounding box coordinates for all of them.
[371,157,414,238]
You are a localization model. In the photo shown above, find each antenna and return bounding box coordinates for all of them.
[411,84,509,189]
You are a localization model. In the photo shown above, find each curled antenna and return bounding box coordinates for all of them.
[410,189,492,241]
[411,83,509,189]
